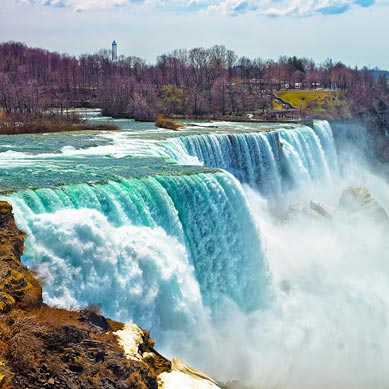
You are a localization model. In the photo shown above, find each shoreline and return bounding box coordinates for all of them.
[0,118,120,135]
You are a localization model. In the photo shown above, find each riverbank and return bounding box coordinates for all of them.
[0,116,119,135]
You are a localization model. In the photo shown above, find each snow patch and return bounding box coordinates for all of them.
[114,322,144,361]
[158,358,221,389]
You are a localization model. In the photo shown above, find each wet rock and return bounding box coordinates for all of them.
[66,382,78,389]
[284,203,327,221]
[0,202,12,226]
[310,200,337,220]
[79,307,109,331]
[68,363,83,373]
[100,378,119,389]
[339,186,389,225]
[79,339,105,362]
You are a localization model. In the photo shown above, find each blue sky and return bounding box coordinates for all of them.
[1,0,388,69]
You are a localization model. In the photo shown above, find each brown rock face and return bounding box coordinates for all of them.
[0,202,171,389]
[0,201,41,314]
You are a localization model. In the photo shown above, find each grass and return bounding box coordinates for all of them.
[272,100,284,111]
[275,89,350,118]
[276,90,337,109]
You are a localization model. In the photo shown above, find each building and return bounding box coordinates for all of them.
[112,40,117,62]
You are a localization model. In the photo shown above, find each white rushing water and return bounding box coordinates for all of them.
[2,119,389,388]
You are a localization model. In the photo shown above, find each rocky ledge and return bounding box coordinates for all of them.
[285,186,389,228]
[0,201,220,389]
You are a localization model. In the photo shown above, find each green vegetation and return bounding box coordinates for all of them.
[288,56,305,73]
[161,85,184,114]
[272,100,284,110]
[276,90,336,109]
[275,90,349,118]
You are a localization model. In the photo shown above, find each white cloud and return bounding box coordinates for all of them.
[20,0,128,11]
[204,0,375,16]
[19,0,376,15]
[261,0,374,17]
[206,0,252,15]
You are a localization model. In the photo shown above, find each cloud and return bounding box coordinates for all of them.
[19,0,376,15]
[206,0,254,15]
[261,0,375,17]
[201,0,375,16]
[20,0,128,11]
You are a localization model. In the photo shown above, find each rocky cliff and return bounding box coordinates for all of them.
[0,201,220,389]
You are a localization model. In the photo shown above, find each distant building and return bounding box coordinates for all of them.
[112,40,117,62]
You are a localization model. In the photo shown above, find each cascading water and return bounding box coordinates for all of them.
[2,118,387,388]
[159,121,336,198]
[6,172,268,339]
[278,125,333,188]
[313,119,340,174]
[161,131,282,198]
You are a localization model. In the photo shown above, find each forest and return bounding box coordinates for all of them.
[0,41,388,123]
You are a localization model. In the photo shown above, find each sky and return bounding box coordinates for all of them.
[1,0,388,69]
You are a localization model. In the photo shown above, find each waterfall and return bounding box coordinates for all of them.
[0,122,337,340]
[278,125,333,188]
[160,131,282,198]
[2,119,371,388]
[5,171,268,338]
[159,121,335,197]
[2,120,336,337]
[312,120,339,175]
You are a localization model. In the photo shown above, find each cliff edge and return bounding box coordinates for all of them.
[0,201,220,389]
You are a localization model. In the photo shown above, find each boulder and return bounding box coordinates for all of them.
[339,186,389,226]
[79,306,109,331]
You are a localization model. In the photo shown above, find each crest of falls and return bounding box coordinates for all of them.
[6,172,268,337]
[159,121,337,198]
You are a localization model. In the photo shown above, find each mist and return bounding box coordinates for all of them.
[4,119,388,389]
[170,121,389,389]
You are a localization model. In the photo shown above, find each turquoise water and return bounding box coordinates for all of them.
[3,115,388,388]
[0,116,334,327]
[0,116,338,325]
[0,127,209,193]
[0,117,287,193]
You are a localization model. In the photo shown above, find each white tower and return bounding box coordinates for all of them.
[112,40,117,62]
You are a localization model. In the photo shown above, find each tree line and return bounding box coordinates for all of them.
[0,41,388,121]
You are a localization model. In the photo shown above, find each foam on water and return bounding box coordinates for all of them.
[160,122,335,199]
[6,172,268,340]
[2,119,387,388]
